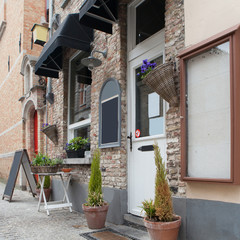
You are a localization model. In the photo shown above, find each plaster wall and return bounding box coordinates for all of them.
[185,0,240,46]
[184,0,240,204]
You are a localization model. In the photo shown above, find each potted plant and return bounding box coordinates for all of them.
[141,143,181,240]
[36,175,51,202]
[137,59,178,107]
[82,149,109,229]
[65,136,89,158]
[31,153,63,173]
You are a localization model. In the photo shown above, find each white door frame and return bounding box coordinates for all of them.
[127,5,166,213]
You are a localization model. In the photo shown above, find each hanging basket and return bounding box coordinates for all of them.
[42,125,58,145]
[142,62,178,107]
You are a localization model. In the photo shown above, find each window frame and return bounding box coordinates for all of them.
[179,24,240,184]
[67,51,91,141]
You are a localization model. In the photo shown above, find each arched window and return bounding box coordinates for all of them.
[24,64,31,94]
[99,78,121,148]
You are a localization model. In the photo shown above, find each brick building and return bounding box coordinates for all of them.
[0,0,46,187]
[1,0,240,239]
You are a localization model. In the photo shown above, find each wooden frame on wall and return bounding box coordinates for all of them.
[179,24,240,184]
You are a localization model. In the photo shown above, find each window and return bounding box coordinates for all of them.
[179,25,240,184]
[128,0,165,50]
[24,64,31,94]
[68,51,91,142]
[135,56,164,137]
[99,78,121,148]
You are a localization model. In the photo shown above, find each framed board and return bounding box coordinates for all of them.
[2,149,36,202]
[99,78,121,148]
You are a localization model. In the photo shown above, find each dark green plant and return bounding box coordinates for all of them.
[86,192,104,207]
[86,149,104,206]
[32,152,61,166]
[65,137,89,151]
[140,199,156,220]
[154,143,173,222]
[36,176,51,189]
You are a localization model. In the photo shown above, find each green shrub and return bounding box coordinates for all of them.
[86,149,104,206]
[65,137,89,151]
[141,143,174,222]
[141,199,156,220]
[154,144,173,222]
[32,153,62,166]
[36,176,51,189]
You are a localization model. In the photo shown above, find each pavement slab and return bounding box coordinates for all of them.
[0,182,149,240]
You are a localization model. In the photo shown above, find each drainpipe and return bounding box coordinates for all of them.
[46,0,54,105]
[45,0,54,153]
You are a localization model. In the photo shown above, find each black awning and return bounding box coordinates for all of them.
[35,13,93,78]
[79,0,118,34]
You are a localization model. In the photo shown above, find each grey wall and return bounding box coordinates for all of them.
[52,179,240,239]
[173,197,240,240]
[51,178,128,224]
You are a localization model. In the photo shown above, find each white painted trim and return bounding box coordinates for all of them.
[127,1,166,215]
[0,120,22,137]
[0,151,15,158]
[68,118,91,130]
[0,51,24,91]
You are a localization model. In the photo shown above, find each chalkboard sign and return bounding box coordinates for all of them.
[2,149,36,202]
[102,97,118,144]
[99,78,121,148]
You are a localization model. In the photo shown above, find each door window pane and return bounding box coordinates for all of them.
[136,0,165,44]
[135,57,163,137]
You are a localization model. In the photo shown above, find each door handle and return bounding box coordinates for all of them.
[138,145,154,152]
[127,132,132,152]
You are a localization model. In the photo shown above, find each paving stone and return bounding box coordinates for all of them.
[0,182,149,240]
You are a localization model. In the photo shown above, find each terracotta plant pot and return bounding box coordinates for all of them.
[144,215,181,240]
[82,204,109,229]
[36,188,51,202]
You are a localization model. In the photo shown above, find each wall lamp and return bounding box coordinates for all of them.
[81,49,107,71]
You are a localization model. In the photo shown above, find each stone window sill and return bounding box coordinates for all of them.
[63,157,92,165]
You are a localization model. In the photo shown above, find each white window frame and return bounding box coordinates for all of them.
[68,51,91,141]
[24,64,32,94]
[127,0,165,61]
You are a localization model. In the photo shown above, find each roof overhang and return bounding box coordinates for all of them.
[79,0,118,34]
[35,13,93,78]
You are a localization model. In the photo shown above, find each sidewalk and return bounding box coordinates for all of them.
[0,182,149,240]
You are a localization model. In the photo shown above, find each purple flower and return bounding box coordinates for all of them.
[143,59,148,64]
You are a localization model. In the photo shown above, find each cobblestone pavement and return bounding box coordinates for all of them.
[0,182,149,240]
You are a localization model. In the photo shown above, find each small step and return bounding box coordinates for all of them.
[123,214,147,232]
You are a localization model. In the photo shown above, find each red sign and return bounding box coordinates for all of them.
[135,129,141,138]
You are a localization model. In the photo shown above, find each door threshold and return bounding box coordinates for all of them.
[123,213,147,232]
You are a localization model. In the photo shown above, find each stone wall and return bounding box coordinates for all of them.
[48,1,128,189]
[165,0,186,196]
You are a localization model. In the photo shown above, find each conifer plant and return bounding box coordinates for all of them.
[141,143,181,240]
[154,143,173,222]
[86,148,105,206]
[82,149,109,229]
[141,143,173,221]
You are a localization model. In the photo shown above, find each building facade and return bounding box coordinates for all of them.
[1,0,240,239]
[0,0,46,187]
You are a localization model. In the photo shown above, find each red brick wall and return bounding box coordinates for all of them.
[0,0,47,183]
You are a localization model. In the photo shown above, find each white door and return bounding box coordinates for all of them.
[127,33,167,216]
